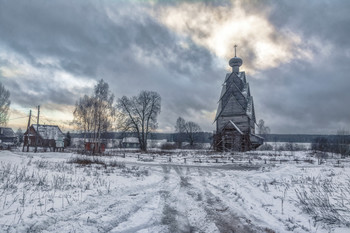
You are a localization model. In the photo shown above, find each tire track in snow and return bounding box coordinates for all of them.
[108,165,174,232]
[204,173,286,232]
[175,167,216,232]
[159,165,194,233]
[110,164,185,232]
[182,168,262,233]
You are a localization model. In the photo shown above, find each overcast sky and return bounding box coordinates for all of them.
[0,0,349,134]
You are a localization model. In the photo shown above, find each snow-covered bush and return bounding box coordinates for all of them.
[257,143,273,151]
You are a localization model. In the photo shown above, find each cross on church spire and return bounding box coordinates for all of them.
[229,44,242,71]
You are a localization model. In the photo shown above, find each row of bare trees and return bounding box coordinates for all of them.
[73,80,161,152]
[174,117,202,148]
[72,79,206,152]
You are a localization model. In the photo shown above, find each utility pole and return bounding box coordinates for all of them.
[35,105,40,152]
[23,110,32,152]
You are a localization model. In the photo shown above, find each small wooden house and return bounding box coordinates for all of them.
[0,127,17,148]
[214,50,263,151]
[24,124,65,151]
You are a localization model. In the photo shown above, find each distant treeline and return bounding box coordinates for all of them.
[263,134,350,143]
[70,132,350,144]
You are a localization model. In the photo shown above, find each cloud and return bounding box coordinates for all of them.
[246,0,350,134]
[0,0,223,131]
[155,0,313,73]
[252,43,350,134]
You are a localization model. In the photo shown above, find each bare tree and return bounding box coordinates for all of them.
[117,91,161,151]
[258,119,270,137]
[185,121,202,147]
[93,79,115,152]
[174,117,202,147]
[174,117,186,148]
[73,79,115,153]
[16,128,23,144]
[65,131,71,147]
[0,82,10,126]
[73,95,95,142]
[336,129,349,158]
[311,137,330,153]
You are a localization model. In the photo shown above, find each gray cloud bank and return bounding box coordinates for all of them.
[251,0,350,133]
[0,0,349,133]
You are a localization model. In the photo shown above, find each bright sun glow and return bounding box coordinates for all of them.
[156,0,313,73]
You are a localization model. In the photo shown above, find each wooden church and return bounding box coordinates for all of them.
[214,46,263,151]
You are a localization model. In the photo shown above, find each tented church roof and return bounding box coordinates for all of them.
[214,71,256,123]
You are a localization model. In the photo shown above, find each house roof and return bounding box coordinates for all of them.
[31,124,64,140]
[0,127,16,138]
[122,137,139,143]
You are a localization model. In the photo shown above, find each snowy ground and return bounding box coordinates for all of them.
[0,150,349,232]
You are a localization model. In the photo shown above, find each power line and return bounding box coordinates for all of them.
[39,116,59,125]
[8,116,28,121]
[40,115,70,126]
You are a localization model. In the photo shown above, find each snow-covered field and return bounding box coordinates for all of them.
[0,150,349,232]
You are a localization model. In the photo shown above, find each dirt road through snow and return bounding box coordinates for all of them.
[27,163,263,233]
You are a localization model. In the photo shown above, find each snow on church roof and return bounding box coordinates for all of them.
[32,124,64,140]
[229,120,243,135]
